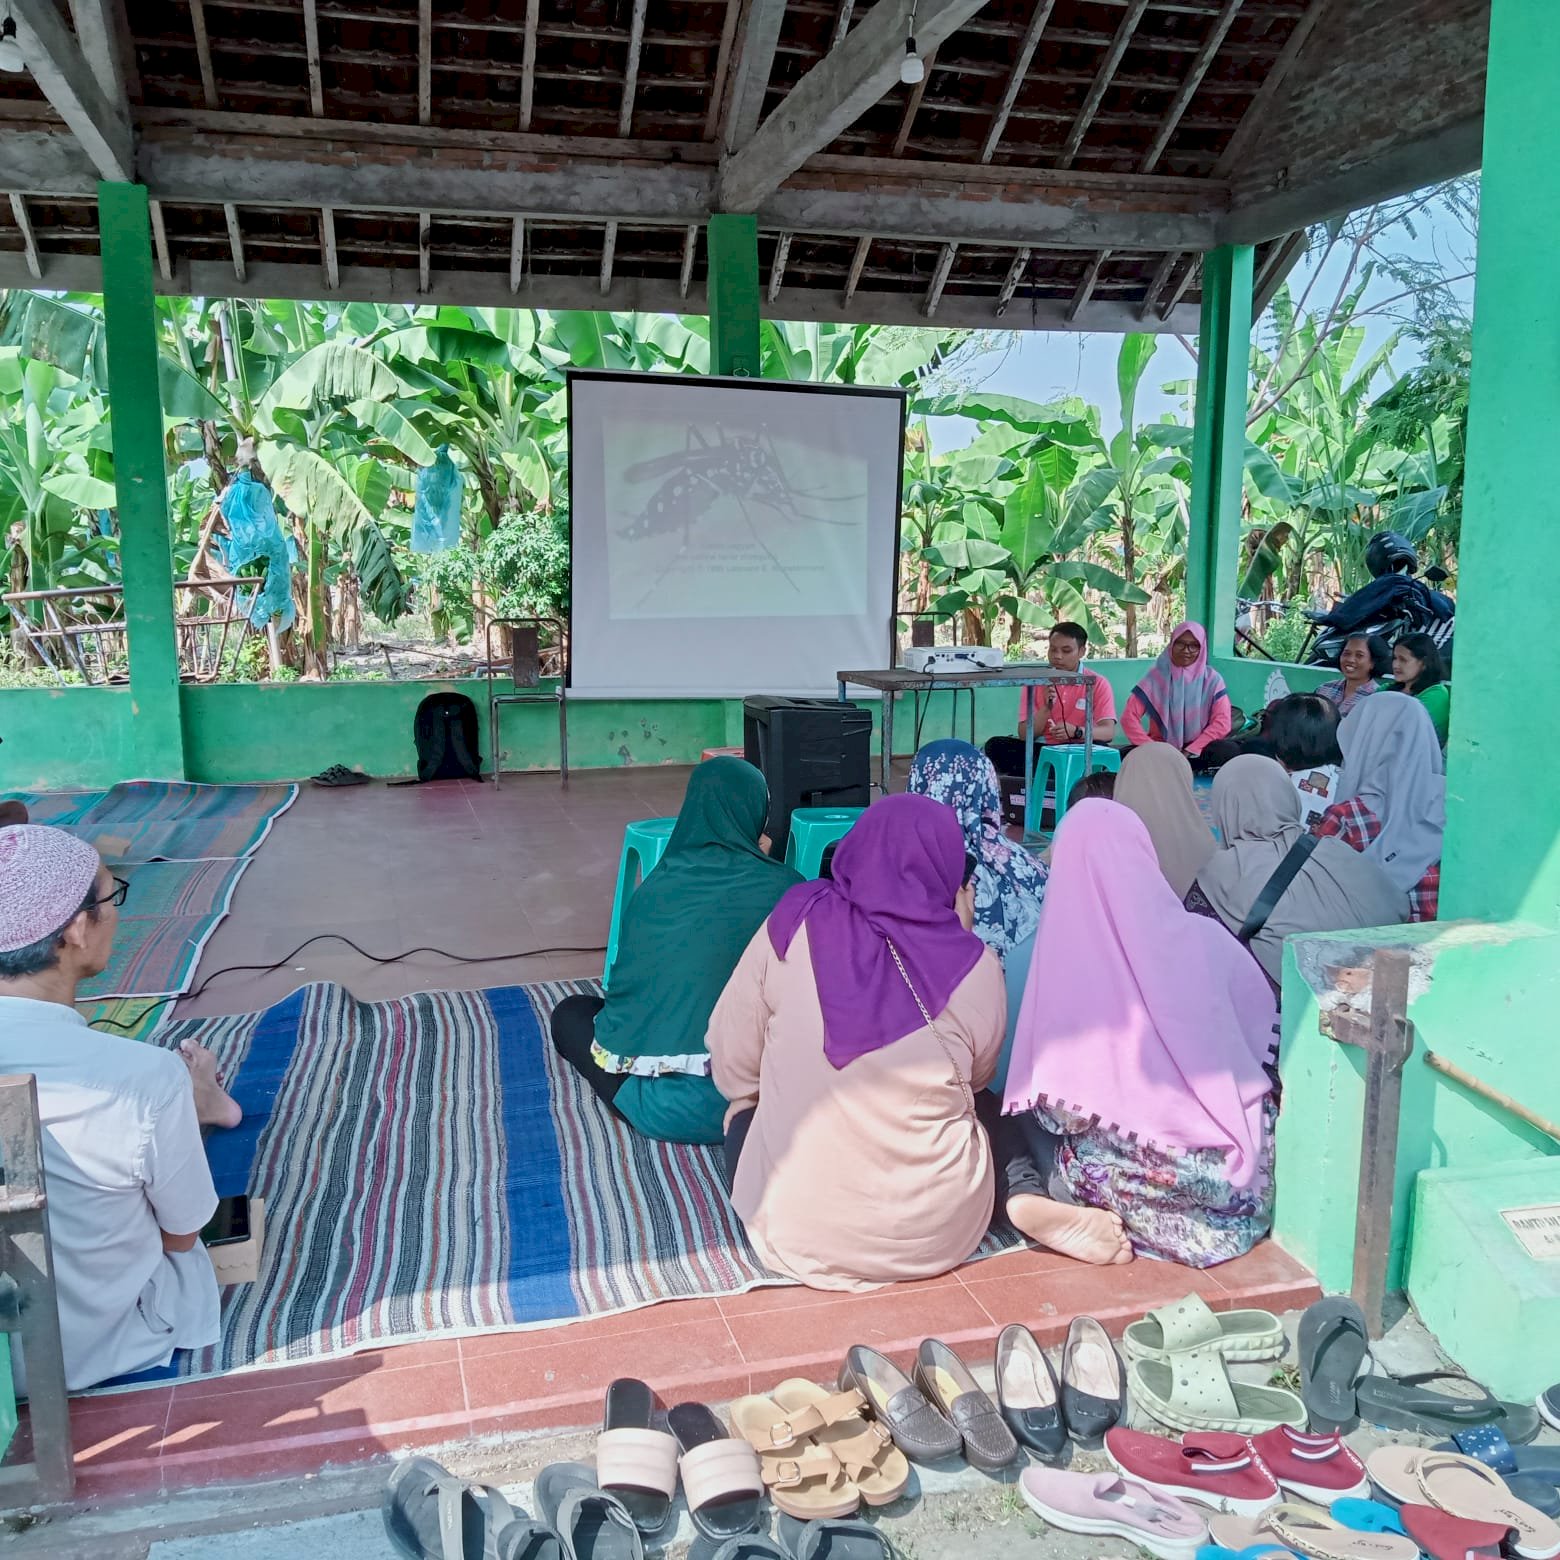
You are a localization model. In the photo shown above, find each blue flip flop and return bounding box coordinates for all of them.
[1196,1546,1301,1560]
[1330,1498,1408,1537]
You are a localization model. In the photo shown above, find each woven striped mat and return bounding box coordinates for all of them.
[143,979,778,1377]
[17,779,298,864]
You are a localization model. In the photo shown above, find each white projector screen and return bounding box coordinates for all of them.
[568,371,905,697]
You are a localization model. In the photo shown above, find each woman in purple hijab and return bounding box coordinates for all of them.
[705,795,1014,1289]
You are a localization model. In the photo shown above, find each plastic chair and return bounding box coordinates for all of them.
[784,807,865,880]
[1031,744,1123,829]
[601,817,677,990]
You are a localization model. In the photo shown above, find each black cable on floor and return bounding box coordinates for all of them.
[87,932,608,1033]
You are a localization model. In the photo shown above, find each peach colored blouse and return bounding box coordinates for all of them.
[707,922,1006,1292]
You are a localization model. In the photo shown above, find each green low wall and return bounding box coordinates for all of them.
[0,654,1329,790]
[1274,920,1560,1296]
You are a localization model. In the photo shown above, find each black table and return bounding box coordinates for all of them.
[835,664,1095,839]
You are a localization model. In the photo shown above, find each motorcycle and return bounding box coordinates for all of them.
[1235,530,1454,668]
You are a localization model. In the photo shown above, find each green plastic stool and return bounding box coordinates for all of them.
[784,807,865,880]
[1029,744,1122,833]
[602,817,676,990]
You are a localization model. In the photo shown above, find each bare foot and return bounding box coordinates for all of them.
[180,1041,243,1129]
[1006,1193,1134,1266]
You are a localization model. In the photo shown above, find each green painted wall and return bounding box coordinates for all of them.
[1273,920,1560,1297]
[1440,0,1560,928]
[0,656,1335,791]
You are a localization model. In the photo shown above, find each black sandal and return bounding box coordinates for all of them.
[312,763,370,787]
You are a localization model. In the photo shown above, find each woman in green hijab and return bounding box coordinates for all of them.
[550,756,802,1144]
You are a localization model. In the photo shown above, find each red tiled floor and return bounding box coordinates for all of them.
[3,767,1320,1506]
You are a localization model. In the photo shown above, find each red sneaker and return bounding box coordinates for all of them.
[1105,1428,1280,1518]
[1402,1503,1513,1560]
[1250,1425,1370,1503]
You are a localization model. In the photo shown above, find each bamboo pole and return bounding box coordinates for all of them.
[1424,1050,1560,1145]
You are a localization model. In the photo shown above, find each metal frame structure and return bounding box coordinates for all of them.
[484,615,568,788]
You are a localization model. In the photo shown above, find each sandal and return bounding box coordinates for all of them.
[595,1378,677,1536]
[1329,1499,1407,1537]
[1131,1344,1307,1436]
[731,1389,860,1522]
[774,1514,899,1558]
[534,1463,643,1560]
[1124,1295,1285,1365]
[667,1401,764,1542]
[312,763,370,787]
[1356,1370,1541,1443]
[772,1379,910,1505]
[1297,1297,1368,1434]
[1433,1429,1560,1517]
[497,1516,565,1560]
[1210,1501,1418,1560]
[384,1456,520,1559]
[1399,1504,1513,1560]
[1367,1447,1560,1560]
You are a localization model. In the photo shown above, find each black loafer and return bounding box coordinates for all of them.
[995,1323,1067,1462]
[1059,1315,1125,1445]
[839,1344,962,1465]
[914,1338,1020,1473]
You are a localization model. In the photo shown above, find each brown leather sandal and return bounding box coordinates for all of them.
[771,1379,909,1507]
[730,1390,860,1521]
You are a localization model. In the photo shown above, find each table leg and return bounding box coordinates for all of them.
[1022,688,1038,842]
[881,691,895,795]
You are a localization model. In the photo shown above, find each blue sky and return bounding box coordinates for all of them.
[926,184,1478,451]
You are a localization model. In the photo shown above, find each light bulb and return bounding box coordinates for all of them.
[0,17,25,74]
[900,37,924,85]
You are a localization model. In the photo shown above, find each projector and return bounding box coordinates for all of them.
[901,646,1006,674]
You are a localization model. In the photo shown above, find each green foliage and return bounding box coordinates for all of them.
[482,506,570,622]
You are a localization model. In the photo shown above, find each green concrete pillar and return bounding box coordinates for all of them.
[1185,245,1254,658]
[1441,0,1560,926]
[98,182,186,779]
[707,214,761,377]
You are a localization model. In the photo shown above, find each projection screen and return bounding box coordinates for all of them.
[568,371,905,697]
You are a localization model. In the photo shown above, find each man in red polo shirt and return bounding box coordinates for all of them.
[983,622,1117,776]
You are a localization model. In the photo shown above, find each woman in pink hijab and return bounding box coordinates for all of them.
[1122,620,1231,758]
[1003,799,1279,1267]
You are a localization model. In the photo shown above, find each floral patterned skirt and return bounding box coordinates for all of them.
[1034,1100,1277,1269]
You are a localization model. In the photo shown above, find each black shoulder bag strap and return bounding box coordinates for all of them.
[1238,834,1321,944]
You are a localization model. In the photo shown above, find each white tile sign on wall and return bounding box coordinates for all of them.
[1501,1203,1560,1260]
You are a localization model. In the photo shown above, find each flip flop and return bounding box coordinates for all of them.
[1297,1298,1368,1434]
[775,1513,899,1558]
[1356,1370,1541,1442]
[667,1401,765,1542]
[1131,1344,1308,1435]
[1209,1501,1418,1560]
[1366,1447,1560,1560]
[384,1456,518,1559]
[533,1463,643,1560]
[1329,1499,1406,1537]
[1124,1295,1286,1364]
[1540,1388,1560,1433]
[496,1517,565,1560]
[687,1537,791,1560]
[595,1379,677,1536]
[1399,1504,1513,1560]
[1197,1548,1301,1560]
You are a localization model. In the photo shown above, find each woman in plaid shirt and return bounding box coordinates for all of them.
[1311,696,1445,920]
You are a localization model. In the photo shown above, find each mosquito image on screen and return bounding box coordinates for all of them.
[618,422,861,608]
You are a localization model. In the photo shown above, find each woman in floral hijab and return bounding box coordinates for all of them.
[908,739,1047,963]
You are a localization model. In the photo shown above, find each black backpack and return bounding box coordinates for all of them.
[412,692,482,782]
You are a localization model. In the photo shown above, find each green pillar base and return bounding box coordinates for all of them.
[1409,1158,1560,1400]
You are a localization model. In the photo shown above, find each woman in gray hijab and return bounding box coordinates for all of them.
[1190,755,1409,989]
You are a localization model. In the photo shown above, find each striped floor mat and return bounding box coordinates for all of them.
[148,980,779,1376]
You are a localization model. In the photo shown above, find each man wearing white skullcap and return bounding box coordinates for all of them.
[0,825,238,1391]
